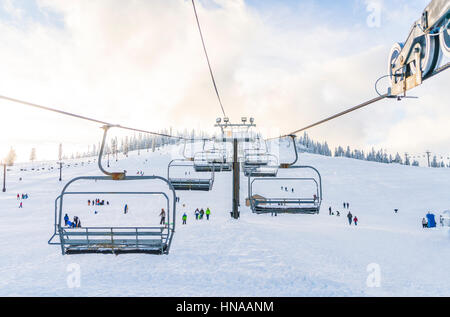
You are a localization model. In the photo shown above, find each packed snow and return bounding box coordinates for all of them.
[0,141,449,296]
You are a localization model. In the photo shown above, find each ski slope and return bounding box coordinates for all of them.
[0,142,449,296]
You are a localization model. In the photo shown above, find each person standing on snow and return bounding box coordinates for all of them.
[199,208,205,220]
[64,213,69,226]
[195,208,200,220]
[353,216,358,226]
[347,211,353,225]
[124,204,128,214]
[159,208,166,225]
[422,217,428,228]
[17,194,20,200]
[182,213,187,225]
[329,206,332,215]
[73,216,81,228]
[205,208,211,220]
[19,202,23,208]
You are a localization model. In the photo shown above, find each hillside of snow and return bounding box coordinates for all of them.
[0,142,449,296]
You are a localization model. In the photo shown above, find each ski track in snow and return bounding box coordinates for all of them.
[0,142,449,296]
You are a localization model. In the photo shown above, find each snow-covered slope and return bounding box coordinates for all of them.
[0,142,449,296]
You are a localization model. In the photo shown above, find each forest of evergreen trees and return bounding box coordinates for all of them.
[296,132,450,168]
[14,129,447,169]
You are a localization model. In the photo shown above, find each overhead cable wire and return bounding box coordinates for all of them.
[266,94,389,141]
[0,94,189,140]
[191,0,227,118]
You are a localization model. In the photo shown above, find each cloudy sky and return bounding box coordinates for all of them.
[0,0,448,162]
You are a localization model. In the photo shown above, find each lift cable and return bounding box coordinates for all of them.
[267,61,450,142]
[191,0,227,118]
[266,94,389,141]
[0,94,190,140]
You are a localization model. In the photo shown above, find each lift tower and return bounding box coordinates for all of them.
[215,117,256,219]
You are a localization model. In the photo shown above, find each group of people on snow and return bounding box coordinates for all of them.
[64,213,82,228]
[17,193,29,208]
[328,205,358,226]
[328,206,340,217]
[88,199,109,206]
[194,207,211,221]
[157,205,211,226]
[347,211,358,226]
[281,186,295,193]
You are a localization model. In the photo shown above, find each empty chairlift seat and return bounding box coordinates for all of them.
[243,154,279,177]
[48,175,176,255]
[168,159,214,191]
[193,151,231,172]
[248,166,322,215]
[243,152,270,166]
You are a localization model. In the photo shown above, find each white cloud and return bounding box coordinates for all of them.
[0,0,449,162]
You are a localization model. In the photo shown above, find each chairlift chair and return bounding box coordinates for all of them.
[168,159,214,191]
[243,154,279,177]
[193,150,231,172]
[49,125,177,255]
[48,176,176,255]
[247,135,323,214]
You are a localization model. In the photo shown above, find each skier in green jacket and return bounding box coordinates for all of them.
[205,208,211,220]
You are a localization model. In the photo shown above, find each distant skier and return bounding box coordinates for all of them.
[422,217,428,228]
[19,202,23,208]
[182,213,187,225]
[88,200,91,206]
[64,213,69,225]
[199,208,205,220]
[195,208,200,220]
[17,194,20,200]
[124,204,128,214]
[73,216,81,228]
[343,202,346,209]
[336,211,340,217]
[329,207,332,215]
[206,208,211,220]
[159,208,166,225]
[291,188,294,193]
[347,211,353,225]
[353,216,358,226]
[394,209,398,213]
[347,202,350,209]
